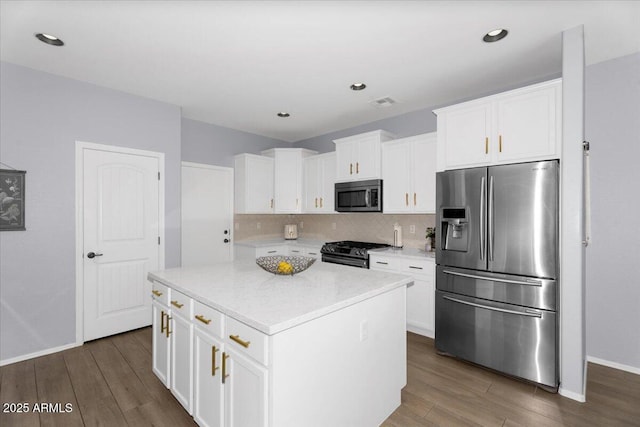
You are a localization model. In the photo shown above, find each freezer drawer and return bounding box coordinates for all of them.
[436,266,557,311]
[435,290,558,388]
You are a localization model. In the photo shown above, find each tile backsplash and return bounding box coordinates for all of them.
[234,213,436,249]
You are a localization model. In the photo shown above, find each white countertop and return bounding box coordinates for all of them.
[148,260,412,335]
[234,237,325,248]
[370,246,436,261]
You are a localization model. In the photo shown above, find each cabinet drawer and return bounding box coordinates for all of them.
[170,290,193,319]
[192,301,224,338]
[369,255,401,271]
[151,281,170,306]
[225,317,268,365]
[398,258,433,278]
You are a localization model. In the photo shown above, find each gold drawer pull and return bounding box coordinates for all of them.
[195,314,211,325]
[171,300,184,309]
[212,346,219,376]
[152,290,162,297]
[229,334,251,348]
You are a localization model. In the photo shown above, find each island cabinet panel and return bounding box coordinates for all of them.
[170,290,194,414]
[193,327,224,427]
[224,347,268,427]
[269,286,406,427]
[434,78,561,171]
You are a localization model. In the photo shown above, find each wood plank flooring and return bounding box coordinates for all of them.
[1,329,638,426]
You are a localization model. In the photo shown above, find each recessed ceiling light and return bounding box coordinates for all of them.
[277,112,290,118]
[350,83,367,91]
[483,28,508,43]
[35,33,64,46]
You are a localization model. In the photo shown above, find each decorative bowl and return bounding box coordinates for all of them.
[256,255,316,275]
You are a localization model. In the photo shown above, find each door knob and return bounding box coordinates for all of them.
[87,252,103,259]
[223,239,230,243]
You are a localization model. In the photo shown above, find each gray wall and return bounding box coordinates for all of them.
[182,118,290,167]
[585,52,640,370]
[0,62,182,362]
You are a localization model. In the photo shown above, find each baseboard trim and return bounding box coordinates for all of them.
[0,342,81,367]
[587,356,640,375]
[406,322,434,338]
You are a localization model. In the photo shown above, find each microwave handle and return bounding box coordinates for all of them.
[365,189,370,206]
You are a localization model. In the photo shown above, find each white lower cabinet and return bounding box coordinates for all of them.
[170,292,194,414]
[223,347,268,427]
[152,299,171,388]
[370,253,435,337]
[193,328,224,427]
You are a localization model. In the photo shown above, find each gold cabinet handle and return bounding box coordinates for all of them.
[229,334,251,348]
[320,197,323,208]
[414,193,417,206]
[405,193,409,206]
[171,300,184,309]
[160,310,166,333]
[499,135,503,153]
[356,162,359,174]
[270,198,274,209]
[212,346,219,376]
[315,197,318,208]
[222,352,229,384]
[165,316,172,338]
[485,137,489,154]
[350,163,353,175]
[152,290,163,297]
[195,314,211,325]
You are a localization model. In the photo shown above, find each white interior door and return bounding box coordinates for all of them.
[82,146,161,341]
[181,162,233,267]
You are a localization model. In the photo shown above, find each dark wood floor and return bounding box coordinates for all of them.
[1,329,638,427]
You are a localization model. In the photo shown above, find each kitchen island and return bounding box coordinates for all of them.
[148,259,411,427]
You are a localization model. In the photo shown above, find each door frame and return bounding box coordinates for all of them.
[181,161,234,265]
[75,141,165,345]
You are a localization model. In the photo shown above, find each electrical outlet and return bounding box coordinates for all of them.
[332,222,337,230]
[257,222,261,230]
[360,320,368,342]
[410,225,416,234]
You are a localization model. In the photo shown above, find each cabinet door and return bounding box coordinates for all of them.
[274,151,301,213]
[319,152,336,212]
[193,328,225,427]
[335,142,355,182]
[406,273,435,338]
[412,138,436,213]
[171,313,194,414]
[152,300,170,388]
[440,103,492,170]
[224,348,268,427]
[495,84,560,163]
[303,156,320,212]
[382,142,412,213]
[241,156,274,213]
[354,138,380,180]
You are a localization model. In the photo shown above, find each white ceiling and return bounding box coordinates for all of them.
[1,1,639,142]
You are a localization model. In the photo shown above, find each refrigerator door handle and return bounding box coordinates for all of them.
[488,175,495,261]
[442,269,543,287]
[443,295,542,318]
[480,176,486,261]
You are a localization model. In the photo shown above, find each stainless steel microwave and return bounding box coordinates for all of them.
[335,179,383,212]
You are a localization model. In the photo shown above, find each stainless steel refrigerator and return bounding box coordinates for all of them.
[435,160,559,390]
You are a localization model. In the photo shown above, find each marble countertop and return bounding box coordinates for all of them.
[370,246,436,260]
[148,260,412,335]
[234,237,325,248]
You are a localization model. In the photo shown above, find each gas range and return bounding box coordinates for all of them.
[320,240,391,269]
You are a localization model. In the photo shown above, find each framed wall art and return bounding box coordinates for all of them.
[0,169,26,231]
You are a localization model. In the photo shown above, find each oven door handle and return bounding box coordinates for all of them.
[442,269,542,287]
[443,295,542,318]
[365,189,370,207]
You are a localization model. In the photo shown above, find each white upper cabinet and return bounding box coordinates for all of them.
[234,154,274,214]
[334,130,395,182]
[303,152,336,213]
[434,79,562,171]
[382,132,436,214]
[262,148,317,213]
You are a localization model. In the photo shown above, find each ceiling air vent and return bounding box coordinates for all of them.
[370,97,397,108]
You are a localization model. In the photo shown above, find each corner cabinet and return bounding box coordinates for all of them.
[261,148,317,213]
[369,253,435,338]
[234,154,274,213]
[303,152,336,213]
[334,130,395,182]
[382,133,436,214]
[434,79,562,171]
